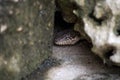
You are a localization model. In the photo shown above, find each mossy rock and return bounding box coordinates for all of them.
[0,0,54,80]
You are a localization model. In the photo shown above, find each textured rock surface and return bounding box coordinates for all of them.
[21,2,120,79]
[46,42,120,80]
[0,0,54,80]
[57,0,120,66]
[74,0,120,66]
[21,41,120,80]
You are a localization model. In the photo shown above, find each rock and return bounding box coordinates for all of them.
[56,0,120,66]
[74,0,120,66]
[56,0,91,43]
[0,0,54,80]
[56,0,77,23]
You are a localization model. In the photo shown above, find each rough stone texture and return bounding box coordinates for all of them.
[21,2,120,79]
[46,42,120,80]
[21,41,120,80]
[55,0,91,43]
[0,0,54,80]
[57,0,120,66]
[74,0,120,66]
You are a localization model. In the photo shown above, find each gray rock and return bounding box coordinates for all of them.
[0,0,54,80]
